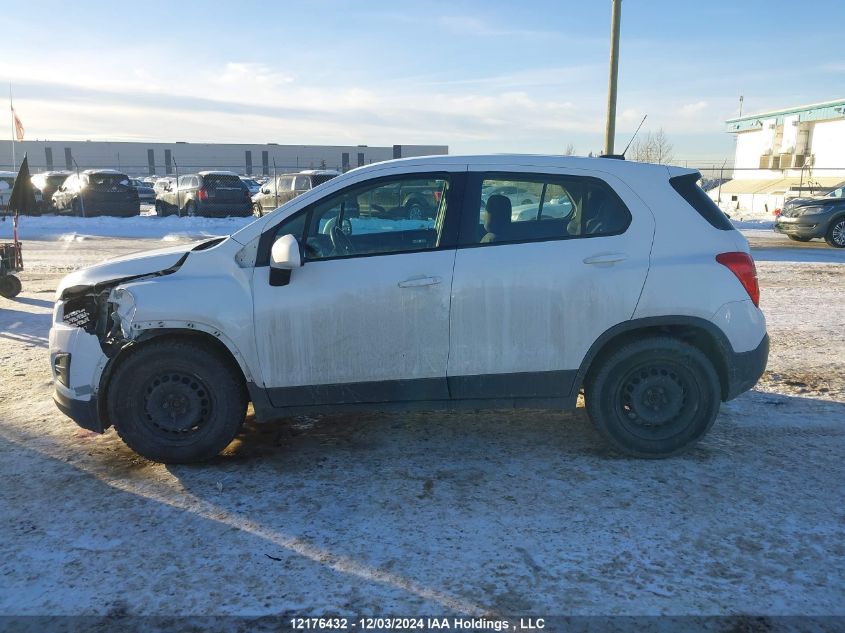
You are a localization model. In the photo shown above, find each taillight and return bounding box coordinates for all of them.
[198,187,208,201]
[774,208,781,216]
[716,252,759,307]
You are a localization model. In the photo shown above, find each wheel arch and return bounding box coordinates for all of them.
[576,316,733,401]
[97,329,254,428]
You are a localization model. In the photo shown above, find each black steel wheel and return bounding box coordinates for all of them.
[825,218,845,248]
[585,337,721,458]
[108,339,247,463]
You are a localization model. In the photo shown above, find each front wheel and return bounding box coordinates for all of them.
[253,202,263,217]
[585,337,721,458]
[108,340,247,463]
[825,218,845,248]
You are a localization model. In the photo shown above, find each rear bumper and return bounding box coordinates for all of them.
[725,334,769,401]
[197,202,253,217]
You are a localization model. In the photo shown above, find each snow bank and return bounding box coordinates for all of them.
[0,214,256,241]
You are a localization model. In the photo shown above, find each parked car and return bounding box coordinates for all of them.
[0,171,16,211]
[155,171,252,217]
[252,169,340,216]
[775,186,845,247]
[51,170,140,217]
[240,177,261,196]
[31,171,72,213]
[49,154,768,463]
[130,178,156,203]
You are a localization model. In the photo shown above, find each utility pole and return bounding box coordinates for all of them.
[603,0,622,155]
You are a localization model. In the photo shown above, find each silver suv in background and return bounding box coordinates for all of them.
[252,169,340,216]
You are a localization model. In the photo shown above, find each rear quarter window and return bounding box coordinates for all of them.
[670,173,733,230]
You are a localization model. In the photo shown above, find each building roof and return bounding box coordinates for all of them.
[718,176,845,195]
[726,98,845,133]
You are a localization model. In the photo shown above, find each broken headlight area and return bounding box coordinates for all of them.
[62,292,110,336]
[61,287,135,355]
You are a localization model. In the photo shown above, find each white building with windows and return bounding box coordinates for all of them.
[0,140,447,177]
[714,98,845,215]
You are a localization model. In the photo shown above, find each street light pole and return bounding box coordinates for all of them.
[603,0,622,156]
[173,155,180,217]
[71,157,85,218]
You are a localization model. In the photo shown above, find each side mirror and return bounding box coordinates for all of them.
[269,233,301,286]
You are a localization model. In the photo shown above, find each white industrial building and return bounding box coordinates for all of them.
[713,98,845,215]
[0,140,448,177]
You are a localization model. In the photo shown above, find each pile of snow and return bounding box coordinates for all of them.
[0,214,256,241]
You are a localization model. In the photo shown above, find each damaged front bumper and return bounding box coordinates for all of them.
[49,320,111,433]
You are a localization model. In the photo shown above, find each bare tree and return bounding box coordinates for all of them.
[629,128,674,164]
[563,143,576,156]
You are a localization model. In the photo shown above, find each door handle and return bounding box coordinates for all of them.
[583,253,627,265]
[398,275,442,288]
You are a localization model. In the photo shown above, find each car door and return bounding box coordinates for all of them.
[447,167,654,400]
[251,169,464,407]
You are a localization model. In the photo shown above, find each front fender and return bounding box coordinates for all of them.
[115,272,260,384]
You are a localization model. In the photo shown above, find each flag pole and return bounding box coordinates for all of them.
[9,84,16,172]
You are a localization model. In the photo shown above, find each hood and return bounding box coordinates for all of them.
[55,237,225,300]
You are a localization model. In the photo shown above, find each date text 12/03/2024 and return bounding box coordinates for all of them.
[290,617,546,630]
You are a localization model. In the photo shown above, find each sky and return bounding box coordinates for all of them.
[2,0,845,165]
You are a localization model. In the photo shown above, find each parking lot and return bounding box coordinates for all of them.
[0,226,843,617]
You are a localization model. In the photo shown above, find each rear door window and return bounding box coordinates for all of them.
[462,173,630,246]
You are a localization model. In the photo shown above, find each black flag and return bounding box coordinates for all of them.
[9,153,38,216]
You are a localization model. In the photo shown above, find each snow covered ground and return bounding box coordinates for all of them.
[0,223,843,619]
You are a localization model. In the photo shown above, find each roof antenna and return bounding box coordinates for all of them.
[620,114,648,158]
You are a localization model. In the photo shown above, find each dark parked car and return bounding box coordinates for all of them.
[155,171,252,217]
[775,186,845,247]
[31,171,72,213]
[252,169,340,216]
[52,170,140,217]
[130,178,156,203]
[240,177,261,196]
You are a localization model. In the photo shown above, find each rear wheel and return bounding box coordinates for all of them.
[185,202,197,217]
[253,202,263,217]
[0,275,22,299]
[825,218,845,248]
[788,235,812,242]
[108,340,247,463]
[71,199,82,217]
[585,337,721,458]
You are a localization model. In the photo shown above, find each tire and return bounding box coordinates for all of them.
[824,217,845,248]
[253,202,263,217]
[585,337,721,458]
[154,200,166,217]
[185,202,197,218]
[404,198,427,220]
[0,274,22,299]
[107,340,247,463]
[788,235,812,242]
[71,199,82,217]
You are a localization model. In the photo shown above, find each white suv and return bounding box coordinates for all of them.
[49,155,768,463]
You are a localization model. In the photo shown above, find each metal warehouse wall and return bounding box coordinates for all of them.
[0,141,448,176]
